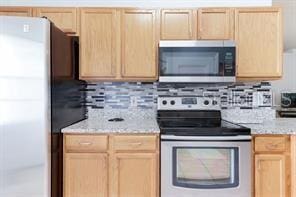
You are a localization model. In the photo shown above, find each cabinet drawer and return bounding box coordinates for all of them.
[65,135,108,152]
[254,136,288,152]
[113,135,158,151]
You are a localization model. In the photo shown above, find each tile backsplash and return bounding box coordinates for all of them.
[81,82,273,110]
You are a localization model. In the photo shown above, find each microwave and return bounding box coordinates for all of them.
[159,41,236,83]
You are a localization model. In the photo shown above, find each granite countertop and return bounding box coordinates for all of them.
[241,118,296,135]
[62,109,296,135]
[62,109,160,134]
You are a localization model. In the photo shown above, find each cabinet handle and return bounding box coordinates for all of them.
[79,142,93,146]
[265,143,278,150]
[257,161,261,171]
[130,142,143,147]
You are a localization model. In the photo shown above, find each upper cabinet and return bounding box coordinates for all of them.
[120,9,158,80]
[0,7,32,16]
[33,7,78,35]
[197,8,234,40]
[161,9,196,40]
[79,8,118,80]
[235,7,283,79]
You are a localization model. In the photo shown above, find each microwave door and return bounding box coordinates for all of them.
[159,41,236,83]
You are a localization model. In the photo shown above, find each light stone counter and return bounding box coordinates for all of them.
[241,118,296,135]
[62,109,160,134]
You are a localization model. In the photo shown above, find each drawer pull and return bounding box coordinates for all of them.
[79,142,93,146]
[130,142,143,146]
[265,143,278,150]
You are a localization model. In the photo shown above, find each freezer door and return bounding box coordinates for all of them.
[0,16,51,197]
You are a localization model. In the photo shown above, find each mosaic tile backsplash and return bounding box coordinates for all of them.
[82,82,273,110]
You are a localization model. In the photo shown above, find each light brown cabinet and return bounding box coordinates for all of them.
[235,7,283,79]
[120,9,158,80]
[253,135,291,197]
[198,8,234,40]
[33,7,78,35]
[255,154,286,197]
[112,153,158,197]
[79,8,158,81]
[64,134,159,197]
[0,6,32,16]
[79,8,118,80]
[64,153,108,197]
[161,9,196,40]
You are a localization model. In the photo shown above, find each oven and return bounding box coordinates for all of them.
[159,41,236,83]
[161,135,251,197]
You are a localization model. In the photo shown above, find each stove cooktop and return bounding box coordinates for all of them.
[157,110,251,136]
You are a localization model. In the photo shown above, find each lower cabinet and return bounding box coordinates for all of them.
[111,153,158,197]
[254,154,286,197]
[253,135,291,197]
[64,153,108,197]
[64,134,159,197]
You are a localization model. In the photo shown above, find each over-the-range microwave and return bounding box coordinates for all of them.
[158,40,236,83]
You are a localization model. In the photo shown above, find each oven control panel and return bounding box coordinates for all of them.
[158,96,221,110]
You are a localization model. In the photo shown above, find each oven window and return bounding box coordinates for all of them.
[173,147,239,189]
[159,47,235,77]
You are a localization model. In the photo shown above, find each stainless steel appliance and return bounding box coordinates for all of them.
[159,41,236,83]
[158,96,251,197]
[0,16,86,197]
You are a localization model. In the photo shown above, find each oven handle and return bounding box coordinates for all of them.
[161,135,252,141]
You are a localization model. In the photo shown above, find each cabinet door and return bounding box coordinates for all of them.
[198,8,233,40]
[80,8,118,79]
[64,153,108,197]
[0,7,32,16]
[121,9,158,80]
[235,8,283,78]
[161,9,196,40]
[255,154,286,197]
[112,153,158,197]
[34,7,78,35]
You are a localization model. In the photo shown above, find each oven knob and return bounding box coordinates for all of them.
[162,100,167,105]
[204,100,210,105]
[170,100,176,105]
[212,100,218,105]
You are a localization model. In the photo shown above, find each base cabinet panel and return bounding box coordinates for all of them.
[64,153,108,197]
[111,153,158,197]
[255,154,286,197]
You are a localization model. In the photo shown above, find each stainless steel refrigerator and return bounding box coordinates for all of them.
[0,16,86,197]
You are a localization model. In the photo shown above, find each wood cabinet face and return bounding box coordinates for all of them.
[112,153,158,197]
[121,9,158,79]
[0,7,32,16]
[64,153,108,197]
[80,9,118,79]
[34,7,78,34]
[198,8,233,40]
[235,8,283,78]
[255,154,287,197]
[161,9,195,40]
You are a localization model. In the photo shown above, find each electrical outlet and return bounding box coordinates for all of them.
[130,96,137,107]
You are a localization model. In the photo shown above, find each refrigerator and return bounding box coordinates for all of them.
[0,16,86,197]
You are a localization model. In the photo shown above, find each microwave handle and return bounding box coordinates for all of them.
[161,135,252,141]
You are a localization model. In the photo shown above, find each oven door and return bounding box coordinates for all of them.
[161,135,251,197]
[159,41,236,83]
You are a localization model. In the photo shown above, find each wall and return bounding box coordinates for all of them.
[271,50,296,106]
[0,0,271,7]
[273,0,296,50]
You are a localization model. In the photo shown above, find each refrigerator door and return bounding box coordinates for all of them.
[0,16,50,197]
